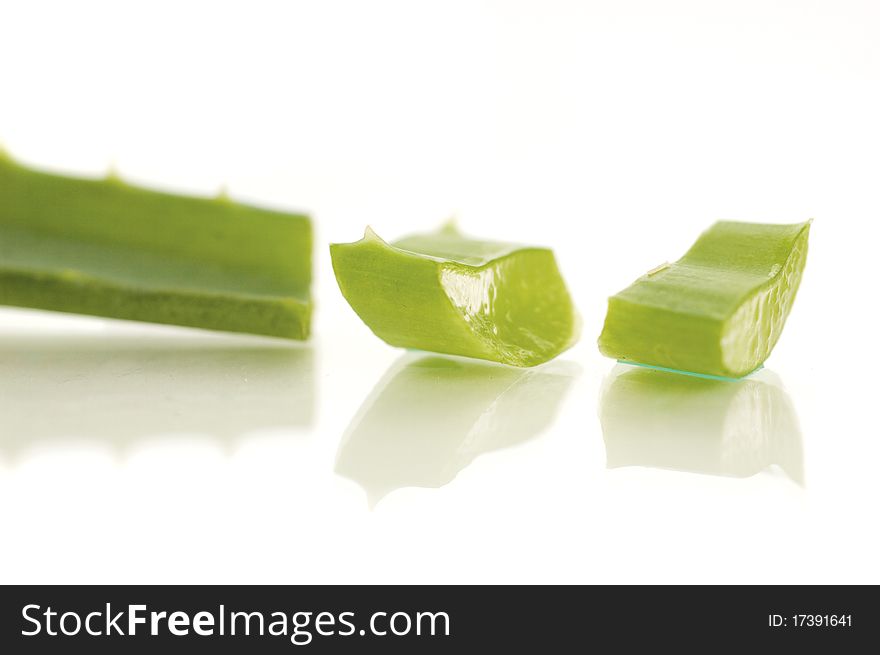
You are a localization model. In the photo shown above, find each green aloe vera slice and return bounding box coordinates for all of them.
[330,224,579,367]
[0,152,311,338]
[598,220,811,378]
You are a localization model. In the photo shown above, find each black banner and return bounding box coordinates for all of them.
[0,585,875,652]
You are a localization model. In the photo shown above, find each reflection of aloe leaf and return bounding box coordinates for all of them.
[0,333,314,459]
[599,365,803,483]
[335,353,579,507]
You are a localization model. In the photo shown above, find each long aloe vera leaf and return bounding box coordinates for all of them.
[330,224,579,367]
[0,153,311,338]
[599,364,803,483]
[598,220,811,378]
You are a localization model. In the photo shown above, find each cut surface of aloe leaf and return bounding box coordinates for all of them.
[0,153,311,338]
[330,224,579,367]
[598,220,811,378]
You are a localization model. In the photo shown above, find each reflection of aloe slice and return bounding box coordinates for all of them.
[598,221,811,378]
[0,153,311,338]
[330,224,579,367]
[335,353,579,506]
[599,365,803,483]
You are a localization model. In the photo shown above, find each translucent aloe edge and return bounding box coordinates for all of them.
[598,220,811,378]
[330,225,579,367]
[616,359,763,382]
[0,151,312,339]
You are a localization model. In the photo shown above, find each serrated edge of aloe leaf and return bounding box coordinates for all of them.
[336,225,538,269]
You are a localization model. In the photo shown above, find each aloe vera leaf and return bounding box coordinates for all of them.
[0,153,311,338]
[598,220,811,378]
[336,353,579,506]
[330,224,579,367]
[599,364,803,482]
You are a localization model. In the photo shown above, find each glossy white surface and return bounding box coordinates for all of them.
[0,0,878,584]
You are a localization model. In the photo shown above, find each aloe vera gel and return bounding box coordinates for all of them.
[598,220,811,378]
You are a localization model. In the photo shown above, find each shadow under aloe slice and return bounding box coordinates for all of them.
[0,152,311,339]
[598,220,811,378]
[330,224,579,367]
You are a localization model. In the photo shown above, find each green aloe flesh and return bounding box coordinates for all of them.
[0,153,311,338]
[330,224,579,367]
[598,220,811,378]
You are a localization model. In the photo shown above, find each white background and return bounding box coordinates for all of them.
[0,0,878,584]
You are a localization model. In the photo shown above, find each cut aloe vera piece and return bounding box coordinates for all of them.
[330,224,578,367]
[599,364,803,483]
[0,152,311,338]
[598,220,811,378]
